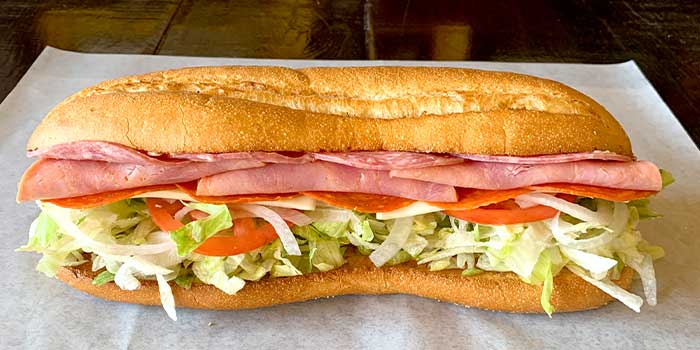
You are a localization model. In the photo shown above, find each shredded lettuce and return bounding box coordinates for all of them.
[660,169,674,188]
[20,184,669,319]
[170,203,232,256]
[92,270,115,286]
[192,257,245,294]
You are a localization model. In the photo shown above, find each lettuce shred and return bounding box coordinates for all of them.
[19,182,669,319]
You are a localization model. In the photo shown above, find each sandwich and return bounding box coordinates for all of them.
[16,66,672,320]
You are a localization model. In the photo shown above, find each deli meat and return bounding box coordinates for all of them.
[197,162,458,202]
[390,160,662,191]
[312,152,463,170]
[28,141,313,164]
[17,158,265,201]
[451,151,633,164]
[167,151,313,163]
[27,141,186,165]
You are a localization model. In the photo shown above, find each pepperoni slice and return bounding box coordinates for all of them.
[429,188,533,210]
[303,192,415,212]
[527,183,656,202]
[176,182,299,203]
[45,184,178,209]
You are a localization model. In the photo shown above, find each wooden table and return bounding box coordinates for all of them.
[2,0,698,146]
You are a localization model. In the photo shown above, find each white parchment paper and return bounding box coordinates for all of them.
[1,47,698,350]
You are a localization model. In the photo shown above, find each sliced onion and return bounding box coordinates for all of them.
[304,209,352,222]
[269,207,313,226]
[515,193,605,223]
[369,217,413,267]
[234,203,301,256]
[173,206,195,221]
[567,265,643,312]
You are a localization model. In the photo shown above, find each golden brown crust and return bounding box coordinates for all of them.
[27,66,632,156]
[56,253,634,313]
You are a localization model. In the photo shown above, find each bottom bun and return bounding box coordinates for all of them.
[56,252,634,313]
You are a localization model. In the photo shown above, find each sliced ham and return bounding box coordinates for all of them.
[197,162,458,202]
[451,151,633,164]
[390,160,662,191]
[17,158,265,201]
[27,141,186,165]
[28,141,313,164]
[311,151,463,170]
[166,151,313,163]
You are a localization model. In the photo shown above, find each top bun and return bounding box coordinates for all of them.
[27,66,632,156]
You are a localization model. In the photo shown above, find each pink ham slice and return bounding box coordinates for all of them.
[451,151,633,164]
[17,158,265,201]
[166,151,313,163]
[27,141,188,165]
[312,152,463,170]
[197,162,458,202]
[28,141,313,164]
[390,160,662,191]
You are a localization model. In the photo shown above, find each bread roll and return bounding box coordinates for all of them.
[27,66,631,156]
[57,252,633,313]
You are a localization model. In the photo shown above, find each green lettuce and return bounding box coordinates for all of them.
[92,270,116,286]
[170,203,232,256]
[19,191,667,318]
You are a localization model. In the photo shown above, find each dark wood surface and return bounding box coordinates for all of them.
[1,0,698,146]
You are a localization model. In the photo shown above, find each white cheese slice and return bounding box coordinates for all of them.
[252,196,316,210]
[376,201,443,220]
[134,190,195,201]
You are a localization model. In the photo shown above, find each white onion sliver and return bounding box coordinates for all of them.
[567,265,643,312]
[269,207,313,226]
[235,204,301,256]
[369,217,413,267]
[514,198,538,209]
[549,213,615,250]
[173,206,195,221]
[305,209,352,222]
[515,193,603,223]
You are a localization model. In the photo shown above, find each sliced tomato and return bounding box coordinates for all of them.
[146,198,185,231]
[146,199,281,256]
[193,218,280,256]
[444,194,576,225]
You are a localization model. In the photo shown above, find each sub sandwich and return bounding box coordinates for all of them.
[16,66,672,320]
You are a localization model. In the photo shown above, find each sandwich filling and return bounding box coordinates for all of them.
[17,142,671,320]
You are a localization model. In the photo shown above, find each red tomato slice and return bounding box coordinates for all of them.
[146,198,185,231]
[193,218,280,256]
[146,199,281,256]
[444,194,576,225]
